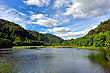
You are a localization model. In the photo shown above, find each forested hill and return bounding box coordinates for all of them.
[86,19,110,36]
[0,19,64,48]
[61,19,110,48]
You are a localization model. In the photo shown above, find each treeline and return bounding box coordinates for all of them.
[61,19,110,48]
[0,19,64,48]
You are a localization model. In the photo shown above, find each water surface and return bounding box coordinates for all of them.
[0,48,110,73]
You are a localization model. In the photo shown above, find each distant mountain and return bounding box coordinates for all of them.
[0,19,64,48]
[61,19,110,48]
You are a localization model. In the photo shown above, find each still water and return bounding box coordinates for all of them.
[0,48,110,73]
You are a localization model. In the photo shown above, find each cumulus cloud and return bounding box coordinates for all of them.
[47,27,71,33]
[23,0,50,7]
[54,0,110,18]
[55,25,97,37]
[31,14,59,27]
[63,18,70,23]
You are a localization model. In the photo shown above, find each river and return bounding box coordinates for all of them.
[0,48,110,73]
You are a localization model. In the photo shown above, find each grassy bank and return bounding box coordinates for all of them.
[52,46,108,50]
[12,46,75,49]
[53,46,75,48]
[12,46,109,50]
[12,46,46,49]
[75,46,108,50]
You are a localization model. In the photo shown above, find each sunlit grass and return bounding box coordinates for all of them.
[53,46,108,50]
[12,46,46,49]
[53,46,74,48]
[12,45,108,50]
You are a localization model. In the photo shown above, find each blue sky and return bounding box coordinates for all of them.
[0,0,110,39]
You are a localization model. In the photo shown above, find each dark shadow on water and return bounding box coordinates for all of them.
[88,50,110,72]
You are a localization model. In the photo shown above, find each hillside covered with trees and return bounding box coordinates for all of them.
[0,19,64,48]
[61,19,110,49]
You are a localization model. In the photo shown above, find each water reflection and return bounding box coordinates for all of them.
[88,50,110,72]
[0,48,109,73]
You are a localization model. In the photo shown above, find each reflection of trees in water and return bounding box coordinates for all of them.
[88,50,110,72]
[0,58,17,73]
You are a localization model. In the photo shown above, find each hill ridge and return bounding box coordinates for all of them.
[0,19,64,48]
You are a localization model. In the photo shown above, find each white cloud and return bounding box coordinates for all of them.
[39,31,47,34]
[23,0,50,7]
[14,18,23,22]
[55,25,97,37]
[23,20,32,24]
[54,0,110,18]
[65,0,110,18]
[13,9,26,16]
[54,14,59,18]
[47,27,71,33]
[64,37,76,40]
[49,14,59,19]
[53,0,70,8]
[28,11,34,14]
[41,28,45,30]
[63,18,70,23]
[31,14,59,27]
[0,5,27,28]
[0,7,18,21]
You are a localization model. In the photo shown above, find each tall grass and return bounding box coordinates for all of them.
[12,46,109,50]
[12,46,46,49]
[0,58,17,73]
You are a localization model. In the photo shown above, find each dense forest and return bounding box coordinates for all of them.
[61,19,110,48]
[0,19,64,48]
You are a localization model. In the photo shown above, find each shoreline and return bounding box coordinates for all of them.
[0,46,109,50]
[11,46,109,50]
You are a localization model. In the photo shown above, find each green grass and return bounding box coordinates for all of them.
[76,46,108,50]
[12,45,109,50]
[52,46,109,50]
[53,46,75,48]
[12,46,46,49]
[0,58,17,73]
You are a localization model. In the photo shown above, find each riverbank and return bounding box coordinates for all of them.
[53,46,108,50]
[12,46,74,49]
[12,46,46,49]
[12,46,109,50]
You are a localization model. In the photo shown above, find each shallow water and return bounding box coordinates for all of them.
[0,48,110,73]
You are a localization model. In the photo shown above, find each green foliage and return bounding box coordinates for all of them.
[0,58,17,73]
[93,33,106,47]
[0,38,13,48]
[0,19,64,48]
[61,19,110,49]
[27,31,64,44]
